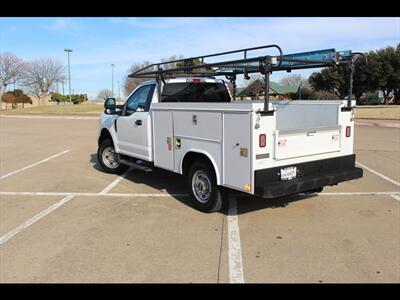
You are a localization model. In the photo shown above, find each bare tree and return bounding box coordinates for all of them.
[279,74,309,88]
[97,88,112,101]
[161,55,184,70]
[22,57,64,106]
[0,53,25,108]
[245,75,265,99]
[123,61,154,97]
[58,75,67,96]
[54,74,67,95]
[123,55,184,97]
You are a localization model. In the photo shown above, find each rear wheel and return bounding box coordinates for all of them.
[97,139,127,174]
[187,159,223,213]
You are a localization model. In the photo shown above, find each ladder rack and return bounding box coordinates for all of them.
[128,44,361,111]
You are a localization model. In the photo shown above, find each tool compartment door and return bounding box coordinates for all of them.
[273,126,342,160]
[152,110,174,171]
[223,113,251,192]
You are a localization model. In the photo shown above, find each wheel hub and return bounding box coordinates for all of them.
[102,146,120,169]
[192,170,211,204]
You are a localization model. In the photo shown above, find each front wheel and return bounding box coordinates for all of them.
[97,139,127,174]
[187,159,224,213]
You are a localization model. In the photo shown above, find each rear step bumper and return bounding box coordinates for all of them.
[254,154,363,198]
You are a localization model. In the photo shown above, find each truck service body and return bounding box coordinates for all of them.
[97,45,363,212]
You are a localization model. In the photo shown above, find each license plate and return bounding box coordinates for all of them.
[280,166,297,181]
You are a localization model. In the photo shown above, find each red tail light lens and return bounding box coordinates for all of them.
[345,126,351,137]
[192,78,201,83]
[259,134,266,147]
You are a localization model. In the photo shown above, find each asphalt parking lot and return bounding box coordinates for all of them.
[0,116,399,283]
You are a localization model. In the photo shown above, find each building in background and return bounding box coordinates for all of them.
[236,80,300,100]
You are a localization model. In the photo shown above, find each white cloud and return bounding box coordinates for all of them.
[41,17,81,33]
[100,17,400,62]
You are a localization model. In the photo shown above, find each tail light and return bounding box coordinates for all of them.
[188,78,204,83]
[259,134,266,147]
[345,126,351,137]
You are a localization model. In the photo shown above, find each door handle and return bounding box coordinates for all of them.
[135,120,142,126]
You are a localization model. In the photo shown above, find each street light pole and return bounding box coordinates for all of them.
[64,49,73,104]
[117,80,120,100]
[111,64,115,97]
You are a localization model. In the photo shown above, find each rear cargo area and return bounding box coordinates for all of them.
[272,100,343,161]
[152,100,356,195]
[252,99,361,197]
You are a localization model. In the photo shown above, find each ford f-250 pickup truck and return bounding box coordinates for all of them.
[97,44,363,213]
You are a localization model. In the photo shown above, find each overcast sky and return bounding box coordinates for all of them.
[1,17,399,99]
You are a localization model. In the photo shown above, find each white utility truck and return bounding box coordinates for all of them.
[97,45,363,212]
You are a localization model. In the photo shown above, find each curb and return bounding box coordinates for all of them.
[355,121,400,128]
[0,115,99,120]
[1,115,399,128]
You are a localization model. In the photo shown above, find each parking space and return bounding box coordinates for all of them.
[0,196,61,236]
[0,116,399,283]
[237,194,399,283]
[354,126,400,182]
[0,195,224,283]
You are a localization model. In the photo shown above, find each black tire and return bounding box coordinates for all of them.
[97,139,127,174]
[187,159,224,213]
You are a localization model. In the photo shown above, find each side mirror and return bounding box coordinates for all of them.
[104,98,116,114]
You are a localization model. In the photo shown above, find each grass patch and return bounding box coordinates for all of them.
[0,103,104,115]
[355,106,400,120]
[1,103,399,120]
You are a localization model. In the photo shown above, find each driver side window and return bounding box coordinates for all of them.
[125,84,154,115]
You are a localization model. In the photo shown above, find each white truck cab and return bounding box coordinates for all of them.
[97,45,364,213]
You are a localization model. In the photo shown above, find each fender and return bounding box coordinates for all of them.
[99,114,121,153]
[179,149,222,185]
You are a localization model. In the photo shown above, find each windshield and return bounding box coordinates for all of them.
[161,82,231,103]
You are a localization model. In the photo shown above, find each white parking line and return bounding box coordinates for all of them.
[0,150,70,180]
[0,167,134,245]
[391,194,400,201]
[99,167,134,194]
[1,191,399,198]
[0,195,74,245]
[356,161,400,187]
[0,191,189,197]
[318,192,400,196]
[227,196,245,283]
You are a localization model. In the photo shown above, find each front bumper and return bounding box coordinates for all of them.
[254,154,363,198]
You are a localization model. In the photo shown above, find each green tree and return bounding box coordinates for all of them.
[1,92,17,109]
[309,67,346,98]
[376,45,400,103]
[12,89,32,107]
[309,45,400,103]
[1,89,32,109]
[176,58,212,74]
[51,93,86,105]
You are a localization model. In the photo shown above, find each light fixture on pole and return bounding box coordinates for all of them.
[64,48,73,104]
[111,64,115,97]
